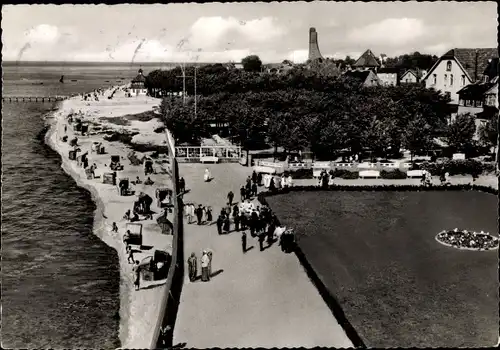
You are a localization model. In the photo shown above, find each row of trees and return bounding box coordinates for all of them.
[161,81,459,160]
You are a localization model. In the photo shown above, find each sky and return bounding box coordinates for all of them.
[2,2,497,63]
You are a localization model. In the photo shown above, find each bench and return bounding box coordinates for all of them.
[200,156,219,164]
[407,170,425,178]
[359,170,380,179]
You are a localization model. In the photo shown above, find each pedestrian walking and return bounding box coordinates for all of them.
[205,206,213,222]
[234,212,241,231]
[257,172,263,186]
[251,182,258,197]
[195,204,203,225]
[179,177,186,193]
[232,204,239,218]
[258,233,265,251]
[188,252,197,282]
[240,212,247,230]
[133,260,141,290]
[112,222,118,232]
[242,231,247,253]
[223,215,230,233]
[240,186,246,202]
[126,245,135,264]
[227,191,234,206]
[225,203,232,216]
[201,251,210,282]
[216,214,224,235]
[250,210,259,237]
[252,170,257,184]
[207,250,213,276]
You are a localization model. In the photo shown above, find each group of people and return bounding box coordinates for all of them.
[187,250,213,282]
[184,203,213,225]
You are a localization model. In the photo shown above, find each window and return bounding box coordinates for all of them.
[475,100,483,108]
[483,76,489,83]
[450,74,454,86]
[406,78,409,82]
[446,61,452,71]
[444,74,448,86]
[465,100,472,107]
[433,74,437,85]
[461,75,466,86]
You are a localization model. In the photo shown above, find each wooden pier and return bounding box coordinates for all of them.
[2,96,68,103]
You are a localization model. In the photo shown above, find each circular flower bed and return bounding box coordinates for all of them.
[436,228,499,251]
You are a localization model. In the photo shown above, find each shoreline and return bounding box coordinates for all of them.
[44,97,132,346]
[44,86,172,349]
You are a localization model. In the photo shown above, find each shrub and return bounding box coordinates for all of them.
[103,131,138,144]
[329,169,359,179]
[420,159,486,176]
[380,169,407,179]
[288,168,313,179]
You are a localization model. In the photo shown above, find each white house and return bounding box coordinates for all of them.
[400,69,419,84]
[422,48,497,106]
[377,67,399,86]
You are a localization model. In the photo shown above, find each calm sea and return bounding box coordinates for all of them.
[1,62,166,348]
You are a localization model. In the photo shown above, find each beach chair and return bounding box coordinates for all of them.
[125,223,143,246]
[102,172,116,185]
[117,178,130,195]
[156,188,173,209]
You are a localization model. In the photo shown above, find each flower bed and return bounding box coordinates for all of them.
[436,229,499,251]
[329,169,360,179]
[420,159,495,176]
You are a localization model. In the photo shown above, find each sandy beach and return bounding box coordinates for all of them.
[45,86,172,349]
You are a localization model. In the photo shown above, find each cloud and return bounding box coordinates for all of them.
[25,24,61,44]
[423,43,449,56]
[348,18,426,46]
[287,50,308,63]
[187,16,285,50]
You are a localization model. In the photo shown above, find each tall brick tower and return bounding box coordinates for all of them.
[308,27,323,61]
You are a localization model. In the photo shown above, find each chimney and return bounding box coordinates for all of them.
[308,27,323,61]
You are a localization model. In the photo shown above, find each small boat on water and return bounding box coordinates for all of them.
[105,80,110,82]
[71,79,78,82]
[59,75,64,83]
[32,82,44,85]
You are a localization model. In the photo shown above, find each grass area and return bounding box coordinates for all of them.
[266,190,498,348]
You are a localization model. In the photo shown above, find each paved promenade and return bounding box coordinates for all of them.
[173,163,353,348]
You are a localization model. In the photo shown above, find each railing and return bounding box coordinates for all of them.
[175,145,241,161]
[151,131,184,349]
[2,96,68,103]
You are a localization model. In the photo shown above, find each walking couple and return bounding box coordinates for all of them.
[187,250,213,282]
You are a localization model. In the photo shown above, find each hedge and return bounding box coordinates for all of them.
[284,168,313,179]
[420,159,496,176]
[329,169,360,179]
[380,169,407,179]
[257,184,498,201]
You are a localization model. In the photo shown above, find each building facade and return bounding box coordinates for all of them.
[422,48,498,105]
[344,70,382,87]
[353,49,381,71]
[130,68,148,96]
[377,67,399,86]
[400,70,419,84]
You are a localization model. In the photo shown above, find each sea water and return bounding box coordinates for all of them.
[2,62,165,348]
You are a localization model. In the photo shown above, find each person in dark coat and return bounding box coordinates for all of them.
[227,191,234,206]
[205,206,213,222]
[188,252,197,282]
[246,176,252,189]
[252,170,258,184]
[257,172,263,186]
[195,204,203,225]
[216,214,224,235]
[223,215,230,233]
[232,204,239,218]
[220,208,226,217]
[251,182,258,197]
[133,260,141,290]
[225,203,232,217]
[250,211,259,237]
[241,231,247,253]
[240,212,247,230]
[269,177,276,192]
[234,212,241,231]
[179,177,186,193]
[240,186,246,202]
[258,232,265,251]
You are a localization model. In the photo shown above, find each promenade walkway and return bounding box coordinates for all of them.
[173,163,353,348]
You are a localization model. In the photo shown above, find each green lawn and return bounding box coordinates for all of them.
[266,190,498,348]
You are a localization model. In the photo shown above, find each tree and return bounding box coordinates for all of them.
[447,113,477,152]
[477,118,498,150]
[402,116,433,160]
[241,55,263,72]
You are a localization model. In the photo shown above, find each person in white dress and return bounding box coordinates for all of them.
[287,174,293,187]
[204,168,211,182]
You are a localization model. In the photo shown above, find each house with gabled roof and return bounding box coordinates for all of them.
[400,69,419,84]
[422,48,498,106]
[353,49,381,71]
[344,70,381,87]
